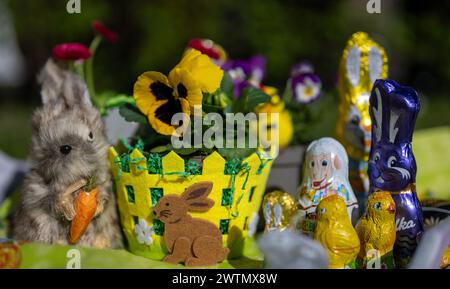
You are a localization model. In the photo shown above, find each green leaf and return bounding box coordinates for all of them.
[150,145,170,153]
[170,147,202,156]
[119,104,148,124]
[282,78,293,102]
[105,94,135,109]
[232,87,271,113]
[203,90,232,113]
[220,71,234,96]
[218,147,257,160]
[203,103,225,113]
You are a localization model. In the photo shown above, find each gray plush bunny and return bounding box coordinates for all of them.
[13,59,123,248]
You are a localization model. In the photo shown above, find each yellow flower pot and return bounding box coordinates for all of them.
[108,147,273,260]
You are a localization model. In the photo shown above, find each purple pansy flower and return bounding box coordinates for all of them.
[290,61,322,104]
[223,55,266,98]
[290,61,314,77]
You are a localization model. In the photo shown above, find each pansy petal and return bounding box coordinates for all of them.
[134,71,171,115]
[148,99,190,136]
[178,98,194,117]
[175,49,223,93]
[168,68,203,109]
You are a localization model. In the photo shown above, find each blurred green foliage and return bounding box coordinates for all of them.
[1,0,449,158]
[5,0,450,98]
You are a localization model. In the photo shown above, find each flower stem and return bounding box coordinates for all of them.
[85,35,102,108]
[74,61,85,80]
[68,61,76,72]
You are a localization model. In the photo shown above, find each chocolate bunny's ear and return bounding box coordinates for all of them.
[345,46,360,88]
[368,46,383,84]
[182,182,214,212]
[370,79,420,145]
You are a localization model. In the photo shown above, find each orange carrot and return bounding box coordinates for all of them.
[69,177,98,244]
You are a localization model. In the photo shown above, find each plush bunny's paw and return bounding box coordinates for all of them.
[56,196,76,221]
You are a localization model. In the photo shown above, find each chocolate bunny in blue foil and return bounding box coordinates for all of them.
[368,79,424,268]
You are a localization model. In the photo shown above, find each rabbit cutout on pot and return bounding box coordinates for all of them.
[368,79,424,268]
[13,59,123,248]
[153,182,230,267]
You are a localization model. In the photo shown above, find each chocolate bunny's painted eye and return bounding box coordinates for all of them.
[387,156,397,168]
[320,208,326,215]
[348,106,361,125]
[373,152,380,163]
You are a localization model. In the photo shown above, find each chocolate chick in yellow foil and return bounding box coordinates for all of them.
[336,32,388,213]
[262,190,298,232]
[314,195,360,269]
[355,191,396,269]
[295,137,359,237]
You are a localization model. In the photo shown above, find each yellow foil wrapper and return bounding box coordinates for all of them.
[336,32,388,161]
[262,190,298,232]
[442,248,450,269]
[256,87,294,150]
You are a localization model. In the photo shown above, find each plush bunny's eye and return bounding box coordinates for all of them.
[60,145,72,155]
[374,202,382,211]
[321,160,328,167]
[387,156,397,168]
[310,161,315,168]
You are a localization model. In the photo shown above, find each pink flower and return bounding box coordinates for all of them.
[92,21,118,43]
[52,43,92,60]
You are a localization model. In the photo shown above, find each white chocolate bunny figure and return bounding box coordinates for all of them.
[13,59,123,248]
[295,137,359,237]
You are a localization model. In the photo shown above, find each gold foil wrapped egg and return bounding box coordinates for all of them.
[262,190,298,232]
[336,32,388,162]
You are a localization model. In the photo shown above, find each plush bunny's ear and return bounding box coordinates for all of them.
[61,72,93,108]
[182,182,214,212]
[38,58,93,109]
[38,59,65,106]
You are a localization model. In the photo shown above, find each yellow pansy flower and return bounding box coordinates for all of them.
[133,50,223,136]
[176,49,224,93]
